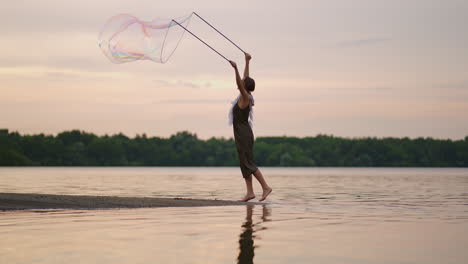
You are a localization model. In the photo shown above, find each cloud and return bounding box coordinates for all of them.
[333,37,391,48]
[153,79,212,89]
[432,80,468,90]
[156,99,228,104]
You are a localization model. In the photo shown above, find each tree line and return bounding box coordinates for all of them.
[0,129,467,167]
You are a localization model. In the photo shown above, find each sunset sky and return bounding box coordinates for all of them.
[1,0,467,139]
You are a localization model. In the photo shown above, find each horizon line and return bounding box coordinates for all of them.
[1,128,467,141]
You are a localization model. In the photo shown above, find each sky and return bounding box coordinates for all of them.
[1,0,467,139]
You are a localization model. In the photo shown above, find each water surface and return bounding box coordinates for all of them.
[1,167,467,263]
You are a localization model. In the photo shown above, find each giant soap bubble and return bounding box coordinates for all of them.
[98,13,192,64]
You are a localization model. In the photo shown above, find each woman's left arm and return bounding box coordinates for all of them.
[229,60,250,107]
[243,53,251,79]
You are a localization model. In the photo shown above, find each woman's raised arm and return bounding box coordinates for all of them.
[229,60,250,107]
[243,53,252,79]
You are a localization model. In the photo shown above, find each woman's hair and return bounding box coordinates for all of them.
[244,77,255,92]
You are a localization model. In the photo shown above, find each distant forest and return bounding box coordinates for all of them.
[0,129,467,167]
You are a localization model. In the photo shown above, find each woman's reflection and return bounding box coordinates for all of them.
[237,205,271,264]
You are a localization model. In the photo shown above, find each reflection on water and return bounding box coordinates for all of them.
[238,205,255,264]
[237,205,271,264]
[1,202,468,263]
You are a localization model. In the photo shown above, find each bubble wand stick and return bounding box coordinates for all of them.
[192,12,246,54]
[171,19,230,62]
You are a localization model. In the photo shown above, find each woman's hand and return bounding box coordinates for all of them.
[229,60,237,68]
[245,53,252,61]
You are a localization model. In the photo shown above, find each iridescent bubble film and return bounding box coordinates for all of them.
[98,14,192,64]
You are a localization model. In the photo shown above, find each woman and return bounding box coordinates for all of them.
[229,53,272,202]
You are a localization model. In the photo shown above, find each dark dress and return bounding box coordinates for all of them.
[233,102,258,178]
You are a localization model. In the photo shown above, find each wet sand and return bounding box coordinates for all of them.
[0,193,257,211]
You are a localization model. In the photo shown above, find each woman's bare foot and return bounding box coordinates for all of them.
[239,194,256,202]
[259,187,272,201]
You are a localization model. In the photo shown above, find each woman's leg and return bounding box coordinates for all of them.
[239,175,256,202]
[253,169,272,201]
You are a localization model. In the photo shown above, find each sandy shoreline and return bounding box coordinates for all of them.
[0,193,257,211]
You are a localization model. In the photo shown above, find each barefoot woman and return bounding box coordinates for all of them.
[229,53,272,202]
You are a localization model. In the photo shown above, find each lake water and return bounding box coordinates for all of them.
[1,167,467,264]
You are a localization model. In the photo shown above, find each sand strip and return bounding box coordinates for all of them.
[0,193,258,211]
